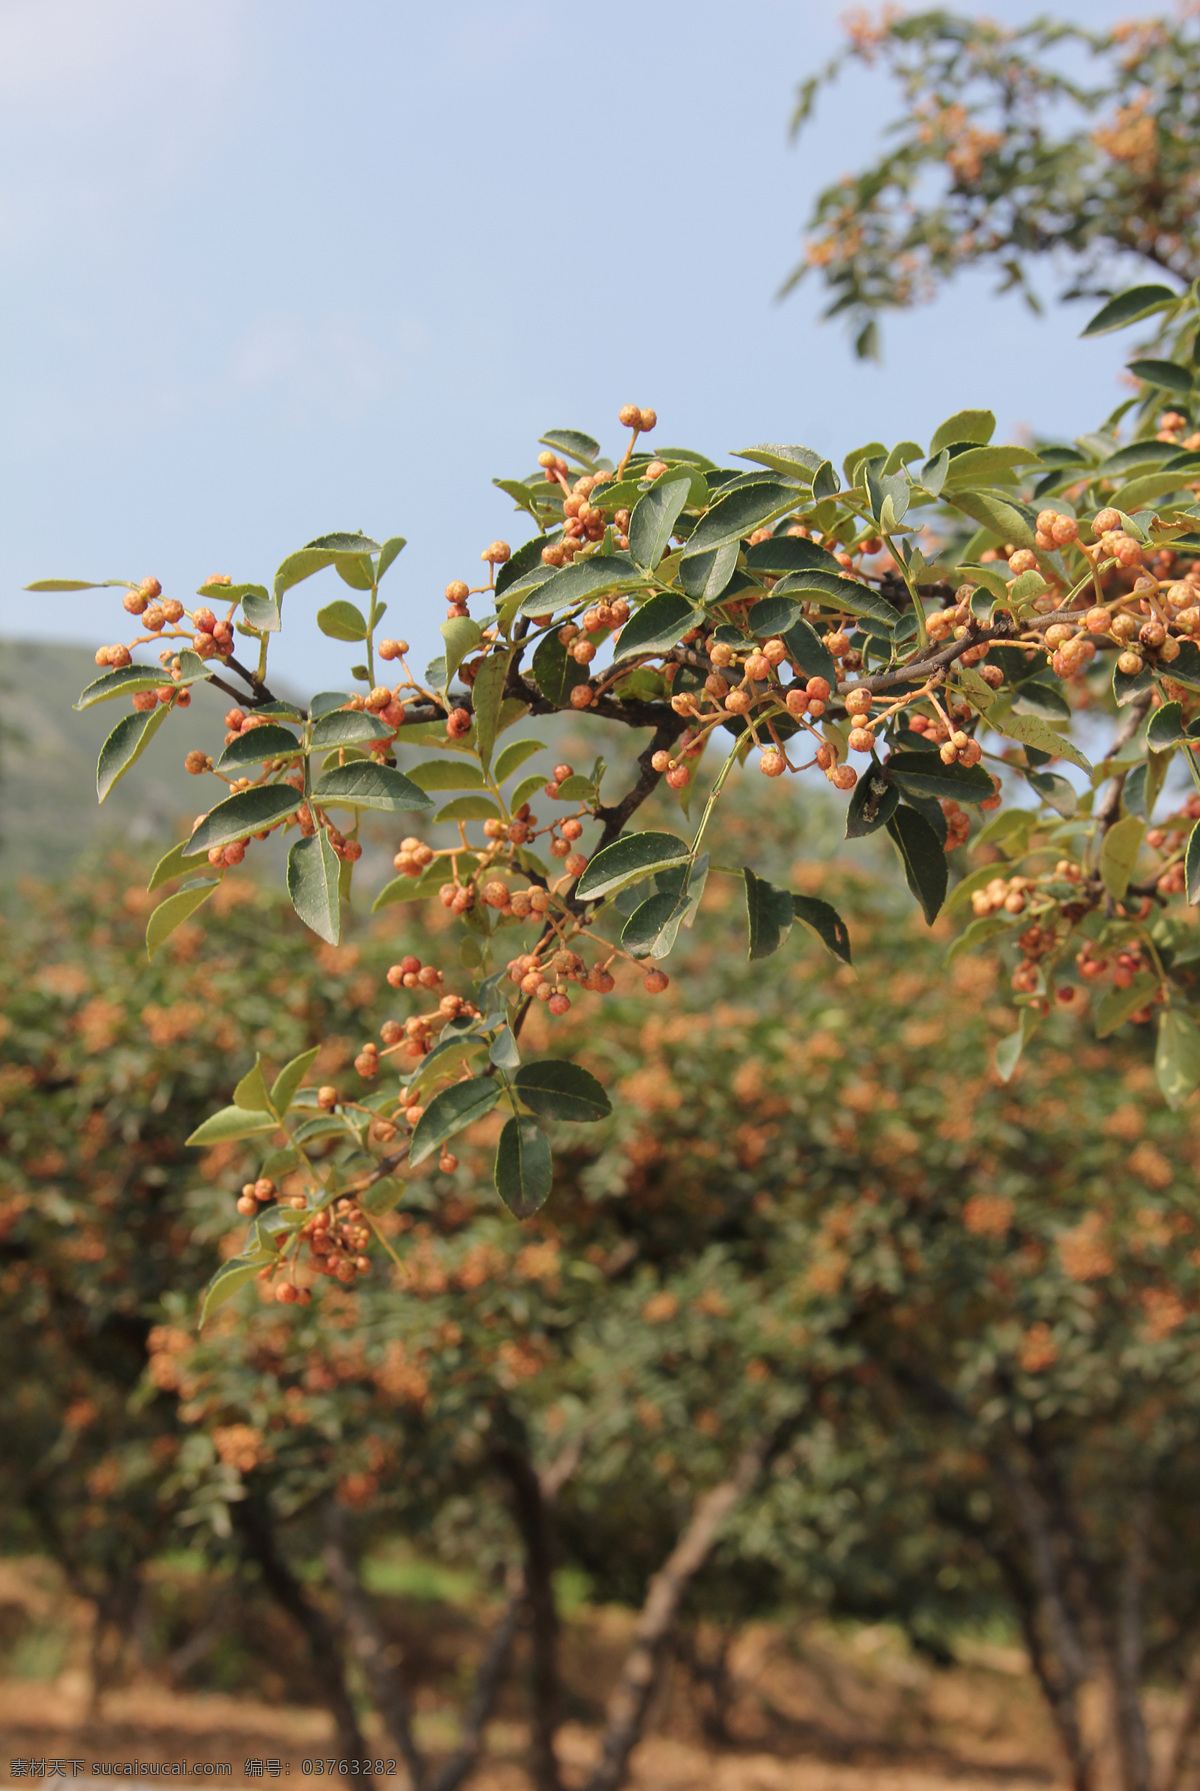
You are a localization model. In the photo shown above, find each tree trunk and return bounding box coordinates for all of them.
[493,1441,564,1791]
[232,1498,365,1759]
[1160,1645,1200,1791]
[581,1430,776,1791]
[322,1505,426,1790]
[428,1579,524,1791]
[1111,1491,1153,1791]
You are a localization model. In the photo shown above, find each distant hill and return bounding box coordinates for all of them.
[0,640,231,882]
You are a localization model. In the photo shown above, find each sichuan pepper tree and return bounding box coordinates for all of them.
[788,6,1200,357]
[33,282,1200,1319]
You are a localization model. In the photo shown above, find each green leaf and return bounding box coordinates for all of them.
[678,541,740,603]
[621,891,688,961]
[531,630,590,705]
[995,1007,1039,1083]
[188,785,301,854]
[494,1116,553,1219]
[1157,1008,1200,1110]
[575,831,690,901]
[489,1026,521,1071]
[929,410,995,454]
[145,878,220,959]
[731,443,822,479]
[942,446,1041,489]
[682,482,798,560]
[96,705,169,801]
[772,569,901,627]
[1148,701,1185,751]
[1099,815,1145,901]
[147,839,210,893]
[215,724,303,771]
[745,597,803,637]
[743,867,795,960]
[441,616,483,686]
[287,833,341,944]
[845,764,898,838]
[186,1104,280,1147]
[309,710,391,747]
[746,536,844,578]
[74,660,180,709]
[1025,769,1078,816]
[198,1256,272,1328]
[616,591,699,658]
[1113,659,1156,707]
[887,751,996,804]
[406,759,487,792]
[946,490,1036,549]
[494,737,544,782]
[629,475,692,570]
[781,617,838,686]
[887,806,948,924]
[517,554,642,619]
[510,772,549,812]
[316,599,369,641]
[1110,471,1195,513]
[410,1076,501,1166]
[472,649,513,775]
[539,427,600,466]
[273,535,379,604]
[313,761,433,812]
[26,577,130,592]
[434,794,501,822]
[945,913,1018,964]
[272,1046,321,1116]
[1081,284,1180,337]
[1187,820,1200,904]
[792,894,852,963]
[234,1056,275,1115]
[1127,358,1194,398]
[1095,971,1159,1038]
[988,710,1091,772]
[514,1060,611,1123]
[378,536,406,580]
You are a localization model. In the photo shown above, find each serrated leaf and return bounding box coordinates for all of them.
[531,630,590,706]
[147,839,211,893]
[494,737,544,782]
[946,913,1018,964]
[782,617,838,686]
[406,759,487,792]
[188,785,301,854]
[575,831,690,901]
[682,482,798,560]
[309,710,391,747]
[989,709,1091,772]
[746,597,804,637]
[745,536,844,577]
[517,554,642,619]
[929,410,995,454]
[272,1046,321,1116]
[743,867,794,960]
[313,761,432,812]
[792,894,852,963]
[621,891,688,961]
[489,1026,521,1071]
[145,878,220,959]
[186,1104,280,1147]
[772,568,901,627]
[509,772,549,812]
[678,540,740,603]
[287,833,341,943]
[404,1033,489,1102]
[616,591,699,658]
[514,1060,611,1123]
[494,1116,553,1218]
[1157,1008,1200,1110]
[628,475,692,571]
[1025,769,1078,816]
[215,724,303,770]
[946,490,1036,549]
[539,428,600,466]
[27,577,130,592]
[1099,815,1145,901]
[731,443,822,479]
[378,536,406,579]
[1081,284,1179,337]
[1127,357,1194,398]
[316,599,368,641]
[410,1076,501,1166]
[845,764,899,837]
[96,705,169,801]
[75,652,209,709]
[887,806,948,924]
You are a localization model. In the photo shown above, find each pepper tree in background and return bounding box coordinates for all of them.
[788,6,1200,358]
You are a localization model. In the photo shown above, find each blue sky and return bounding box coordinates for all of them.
[1,0,1140,692]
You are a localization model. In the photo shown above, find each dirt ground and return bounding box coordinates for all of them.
[0,1558,1178,1791]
